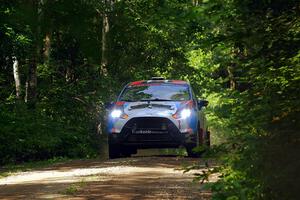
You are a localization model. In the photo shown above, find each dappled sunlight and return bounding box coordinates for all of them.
[0,165,198,185]
[0,157,215,199]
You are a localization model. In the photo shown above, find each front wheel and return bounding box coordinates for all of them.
[120,147,137,158]
[108,143,121,159]
[121,146,131,158]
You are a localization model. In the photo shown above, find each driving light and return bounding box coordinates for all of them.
[111,109,122,118]
[180,109,191,119]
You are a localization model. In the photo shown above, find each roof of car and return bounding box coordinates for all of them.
[129,80,188,86]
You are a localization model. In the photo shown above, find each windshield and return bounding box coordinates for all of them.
[119,84,190,102]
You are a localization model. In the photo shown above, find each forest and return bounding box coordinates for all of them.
[0,0,299,199]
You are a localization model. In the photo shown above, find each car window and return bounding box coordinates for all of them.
[119,84,190,101]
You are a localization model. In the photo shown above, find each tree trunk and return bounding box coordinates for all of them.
[25,0,44,107]
[25,60,37,106]
[43,31,51,64]
[100,0,112,76]
[192,0,199,6]
[227,65,236,90]
[101,11,109,76]
[12,56,21,100]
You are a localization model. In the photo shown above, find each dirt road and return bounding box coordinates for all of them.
[0,151,216,200]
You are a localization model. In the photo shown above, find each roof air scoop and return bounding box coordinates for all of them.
[151,77,165,80]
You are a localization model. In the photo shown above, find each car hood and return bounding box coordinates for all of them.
[124,101,178,117]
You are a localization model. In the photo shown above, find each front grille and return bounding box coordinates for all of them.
[127,134,171,142]
[120,117,180,143]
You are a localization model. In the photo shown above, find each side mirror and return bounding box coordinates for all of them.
[104,102,114,109]
[197,100,209,109]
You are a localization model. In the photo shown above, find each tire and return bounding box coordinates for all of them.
[186,145,200,158]
[186,123,205,158]
[197,123,204,146]
[131,148,137,155]
[122,152,131,157]
[108,143,121,159]
[205,130,211,147]
[121,146,137,158]
[121,147,131,158]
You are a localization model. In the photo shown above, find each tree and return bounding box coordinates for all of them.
[186,0,300,199]
[12,56,21,99]
[0,1,299,198]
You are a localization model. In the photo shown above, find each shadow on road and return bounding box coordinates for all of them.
[0,150,216,200]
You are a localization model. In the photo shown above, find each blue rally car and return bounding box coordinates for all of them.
[106,77,210,159]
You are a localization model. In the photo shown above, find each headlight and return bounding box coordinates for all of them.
[111,109,122,118]
[180,109,191,119]
[173,108,192,119]
[110,109,128,119]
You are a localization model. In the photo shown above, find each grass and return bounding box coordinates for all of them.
[61,179,87,196]
[63,185,79,195]
[160,147,187,157]
[0,157,70,178]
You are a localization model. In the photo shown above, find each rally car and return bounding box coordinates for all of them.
[105,77,210,159]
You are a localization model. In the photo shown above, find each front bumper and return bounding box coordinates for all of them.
[108,117,197,148]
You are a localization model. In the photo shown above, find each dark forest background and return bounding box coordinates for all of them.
[0,0,299,199]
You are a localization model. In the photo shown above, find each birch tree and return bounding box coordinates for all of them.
[12,56,21,100]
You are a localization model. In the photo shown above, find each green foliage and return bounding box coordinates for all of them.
[0,103,98,164]
[185,0,300,199]
[0,0,299,199]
